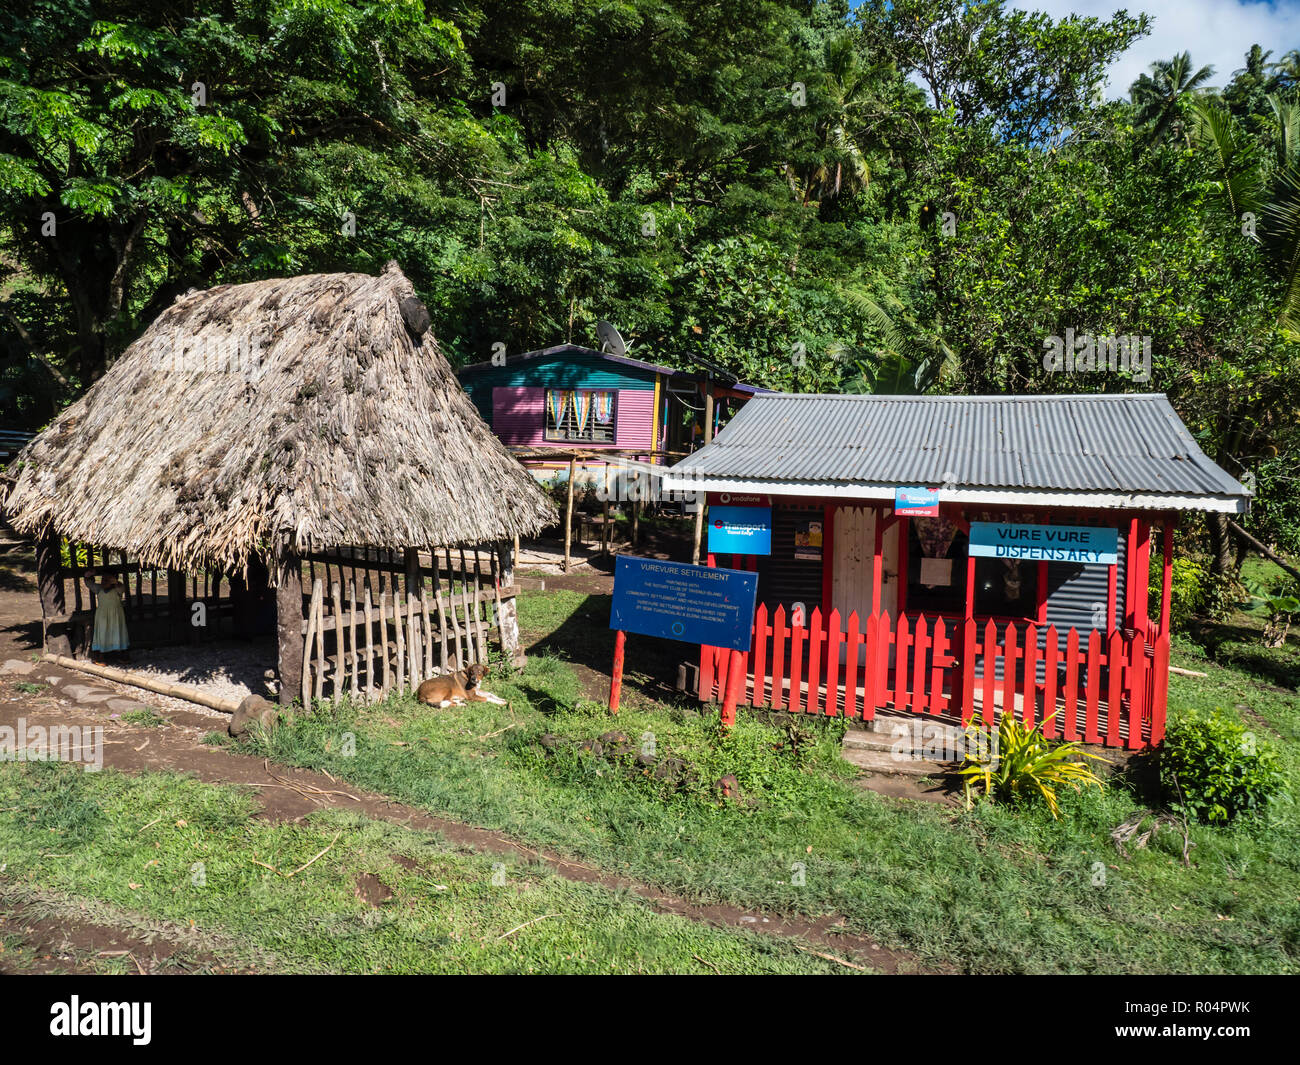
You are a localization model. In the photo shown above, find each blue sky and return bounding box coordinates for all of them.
[1017,0,1300,96]
[855,1,1300,98]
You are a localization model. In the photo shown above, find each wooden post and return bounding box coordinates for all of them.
[348,579,359,695]
[420,588,434,677]
[609,629,626,714]
[691,382,715,565]
[495,540,522,666]
[36,529,70,656]
[331,582,345,701]
[434,585,450,671]
[404,547,420,596]
[563,456,576,571]
[364,585,376,703]
[379,591,391,693]
[720,642,745,728]
[602,465,611,557]
[302,578,323,709]
[274,551,304,707]
[394,590,406,692]
[313,592,326,703]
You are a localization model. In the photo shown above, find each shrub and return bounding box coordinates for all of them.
[1149,554,1206,632]
[958,713,1107,819]
[1160,710,1285,823]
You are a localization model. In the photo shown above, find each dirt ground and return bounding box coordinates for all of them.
[0,547,937,975]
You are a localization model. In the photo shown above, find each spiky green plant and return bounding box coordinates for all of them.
[958,712,1108,819]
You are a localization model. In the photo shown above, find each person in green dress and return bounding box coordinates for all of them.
[85,569,130,662]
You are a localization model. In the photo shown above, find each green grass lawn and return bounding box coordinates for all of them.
[0,761,853,974]
[212,588,1300,974]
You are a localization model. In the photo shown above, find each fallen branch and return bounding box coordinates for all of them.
[285,831,342,879]
[792,944,870,971]
[496,913,560,941]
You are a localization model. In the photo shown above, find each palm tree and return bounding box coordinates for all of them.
[839,281,959,394]
[1130,52,1216,144]
[1268,49,1300,92]
[785,34,873,207]
[1195,95,1300,333]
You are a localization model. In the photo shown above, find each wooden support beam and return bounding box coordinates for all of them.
[496,540,523,666]
[563,457,576,571]
[274,551,304,707]
[36,529,70,656]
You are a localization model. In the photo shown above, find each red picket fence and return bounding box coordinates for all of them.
[698,606,1169,749]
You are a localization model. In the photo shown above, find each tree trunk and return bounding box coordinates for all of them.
[274,551,304,707]
[36,530,70,656]
[1207,512,1232,577]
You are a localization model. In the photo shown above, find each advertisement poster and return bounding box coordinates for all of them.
[794,520,823,561]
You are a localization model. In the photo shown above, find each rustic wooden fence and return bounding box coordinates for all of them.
[299,546,510,705]
[49,542,238,647]
[699,606,1169,749]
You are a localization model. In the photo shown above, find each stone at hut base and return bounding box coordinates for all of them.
[229,695,277,739]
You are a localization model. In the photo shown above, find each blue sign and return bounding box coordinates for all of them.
[969,522,1118,565]
[895,486,940,516]
[611,556,759,651]
[707,506,772,555]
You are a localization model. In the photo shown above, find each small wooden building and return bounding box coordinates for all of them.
[663,392,1251,748]
[2,263,555,705]
[457,343,762,478]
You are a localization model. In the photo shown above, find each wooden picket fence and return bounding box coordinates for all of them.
[699,606,1169,749]
[300,570,503,707]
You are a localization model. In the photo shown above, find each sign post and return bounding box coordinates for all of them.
[609,629,627,714]
[609,556,759,725]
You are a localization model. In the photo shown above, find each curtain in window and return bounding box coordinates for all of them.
[547,390,570,430]
[594,391,614,424]
[573,391,594,435]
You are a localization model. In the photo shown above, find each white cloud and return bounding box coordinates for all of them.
[1013,0,1300,98]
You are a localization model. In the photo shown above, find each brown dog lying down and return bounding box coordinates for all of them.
[415,663,507,708]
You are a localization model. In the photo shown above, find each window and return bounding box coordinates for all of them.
[906,520,968,616]
[974,556,1040,618]
[544,389,616,443]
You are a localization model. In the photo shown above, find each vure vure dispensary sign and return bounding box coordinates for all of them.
[969,522,1118,565]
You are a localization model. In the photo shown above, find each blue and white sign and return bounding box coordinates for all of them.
[895,486,940,516]
[611,556,758,651]
[707,506,772,555]
[969,522,1118,565]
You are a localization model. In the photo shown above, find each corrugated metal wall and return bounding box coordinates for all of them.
[1044,534,1128,639]
[755,505,825,617]
[490,387,655,450]
[492,386,544,445]
[613,390,654,449]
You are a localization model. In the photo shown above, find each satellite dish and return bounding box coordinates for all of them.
[596,320,628,357]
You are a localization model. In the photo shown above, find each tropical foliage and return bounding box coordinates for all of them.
[2,0,1299,587]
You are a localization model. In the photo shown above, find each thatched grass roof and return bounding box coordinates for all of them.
[3,263,555,571]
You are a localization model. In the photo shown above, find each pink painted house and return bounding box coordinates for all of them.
[458,344,761,479]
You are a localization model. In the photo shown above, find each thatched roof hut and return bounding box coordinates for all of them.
[3,262,554,571]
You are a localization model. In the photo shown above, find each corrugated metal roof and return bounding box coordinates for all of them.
[670,393,1247,499]
[459,343,769,393]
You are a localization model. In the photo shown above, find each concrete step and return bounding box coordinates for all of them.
[842,714,968,777]
[840,745,954,777]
